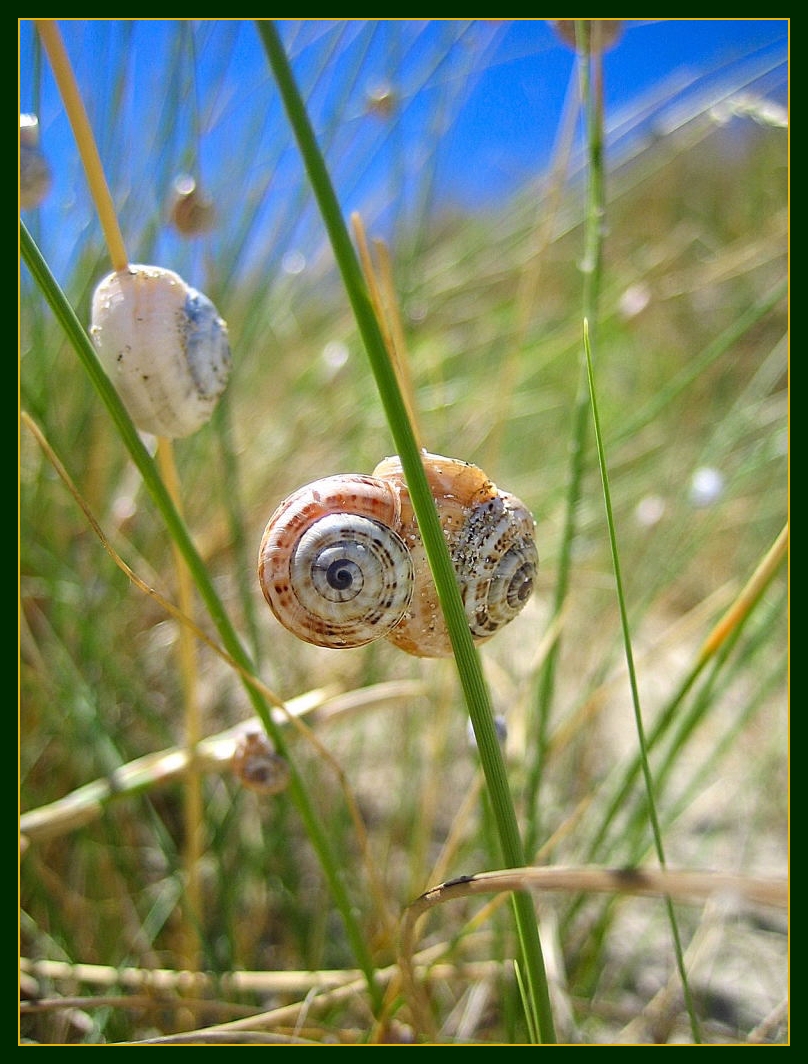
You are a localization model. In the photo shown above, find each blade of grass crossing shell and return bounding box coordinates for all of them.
[255,19,557,1044]
[19,220,383,1012]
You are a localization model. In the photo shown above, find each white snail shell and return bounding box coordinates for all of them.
[258,453,538,658]
[89,264,231,438]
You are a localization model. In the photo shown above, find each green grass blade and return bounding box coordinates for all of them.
[256,19,556,1044]
[579,524,788,875]
[582,318,701,1043]
[19,219,383,1011]
[525,27,606,857]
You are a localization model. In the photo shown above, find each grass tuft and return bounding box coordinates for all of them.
[20,19,787,1046]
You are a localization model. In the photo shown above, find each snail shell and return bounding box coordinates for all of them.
[373,454,538,656]
[259,473,414,649]
[232,731,290,795]
[168,174,217,237]
[258,453,538,658]
[89,264,231,438]
[20,113,51,210]
[549,20,624,53]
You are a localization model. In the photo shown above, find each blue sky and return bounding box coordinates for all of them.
[441,19,787,200]
[20,20,788,282]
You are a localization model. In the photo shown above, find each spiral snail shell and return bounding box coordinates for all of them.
[259,472,414,649]
[89,264,231,439]
[258,453,538,658]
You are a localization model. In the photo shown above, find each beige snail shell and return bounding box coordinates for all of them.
[549,19,623,53]
[232,731,291,795]
[20,113,52,210]
[258,453,538,658]
[168,174,217,237]
[89,264,231,438]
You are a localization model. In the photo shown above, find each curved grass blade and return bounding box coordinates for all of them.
[256,18,556,1044]
[19,219,383,1011]
[582,318,701,1043]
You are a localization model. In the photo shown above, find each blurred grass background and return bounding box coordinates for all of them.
[20,19,787,1044]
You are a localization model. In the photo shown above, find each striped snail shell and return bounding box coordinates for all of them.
[258,453,538,658]
[258,474,414,649]
[373,454,538,657]
[89,264,231,438]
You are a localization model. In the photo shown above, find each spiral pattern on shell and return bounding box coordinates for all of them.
[258,454,539,658]
[258,474,414,649]
[454,491,538,637]
[373,454,538,656]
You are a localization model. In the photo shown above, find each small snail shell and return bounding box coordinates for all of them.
[258,453,538,658]
[232,731,290,795]
[168,174,216,237]
[20,113,51,210]
[89,264,231,438]
[259,474,414,649]
[365,81,397,119]
[549,19,623,53]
